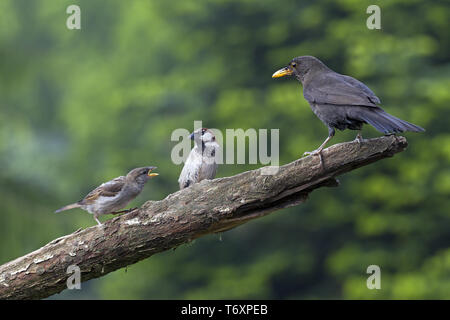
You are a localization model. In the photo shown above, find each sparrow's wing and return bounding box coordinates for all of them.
[199,162,217,181]
[199,144,218,181]
[304,72,380,107]
[82,176,125,204]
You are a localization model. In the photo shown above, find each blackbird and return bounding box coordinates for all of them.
[272,56,424,158]
[55,166,159,225]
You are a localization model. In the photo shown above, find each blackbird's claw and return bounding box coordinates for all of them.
[303,149,325,169]
[303,149,321,156]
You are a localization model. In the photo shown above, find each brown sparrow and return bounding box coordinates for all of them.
[55,166,159,225]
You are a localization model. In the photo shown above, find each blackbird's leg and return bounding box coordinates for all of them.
[304,127,335,157]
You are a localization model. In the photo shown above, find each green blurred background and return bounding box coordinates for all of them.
[0,0,449,299]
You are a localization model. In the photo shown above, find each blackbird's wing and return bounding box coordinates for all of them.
[339,74,381,104]
[304,72,381,107]
[82,176,125,204]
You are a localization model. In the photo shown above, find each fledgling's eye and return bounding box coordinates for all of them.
[291,62,297,68]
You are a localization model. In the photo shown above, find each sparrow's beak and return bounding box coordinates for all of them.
[148,167,159,177]
[272,66,293,78]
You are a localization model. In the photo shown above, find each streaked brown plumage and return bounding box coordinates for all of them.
[55,166,159,225]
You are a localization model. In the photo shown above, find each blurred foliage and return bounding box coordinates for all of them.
[0,0,449,299]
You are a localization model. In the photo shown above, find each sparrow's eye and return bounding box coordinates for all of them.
[291,62,297,68]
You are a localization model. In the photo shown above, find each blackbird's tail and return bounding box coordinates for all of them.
[357,108,425,134]
[55,202,81,213]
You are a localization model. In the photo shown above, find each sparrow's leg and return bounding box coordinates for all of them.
[354,131,364,143]
[94,215,102,226]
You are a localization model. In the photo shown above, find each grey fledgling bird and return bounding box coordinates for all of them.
[272,56,424,158]
[55,166,159,225]
[178,128,219,189]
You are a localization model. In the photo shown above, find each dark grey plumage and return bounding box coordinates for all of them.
[178,128,219,189]
[273,56,424,156]
[55,166,158,225]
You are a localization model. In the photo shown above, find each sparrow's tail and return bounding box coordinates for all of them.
[55,203,81,213]
[356,108,425,134]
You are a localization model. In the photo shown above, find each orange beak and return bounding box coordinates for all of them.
[148,167,159,177]
[272,66,293,78]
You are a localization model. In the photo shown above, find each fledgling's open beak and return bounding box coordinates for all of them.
[272,66,293,78]
[148,167,159,177]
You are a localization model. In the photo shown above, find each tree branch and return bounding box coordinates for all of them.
[0,135,408,299]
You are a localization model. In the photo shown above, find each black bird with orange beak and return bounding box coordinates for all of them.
[273,56,424,160]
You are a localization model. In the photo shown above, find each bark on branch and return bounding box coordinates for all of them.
[0,136,408,299]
